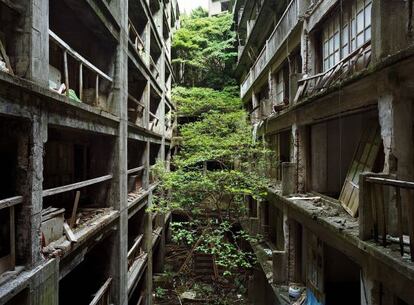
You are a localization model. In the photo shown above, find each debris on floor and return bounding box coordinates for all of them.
[154,243,252,305]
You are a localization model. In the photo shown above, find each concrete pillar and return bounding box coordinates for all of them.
[252,91,259,123]
[154,213,166,274]
[378,89,414,234]
[18,112,47,267]
[249,217,260,236]
[272,250,287,284]
[144,16,151,66]
[282,162,297,196]
[144,194,153,305]
[143,82,151,130]
[371,0,412,63]
[31,259,59,305]
[296,126,309,193]
[360,268,379,305]
[165,214,172,243]
[257,200,267,236]
[143,141,150,190]
[14,0,49,85]
[109,0,129,303]
[159,48,166,162]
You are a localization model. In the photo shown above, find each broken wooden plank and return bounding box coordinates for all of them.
[70,191,81,228]
[0,0,24,13]
[79,63,83,100]
[95,74,99,106]
[63,222,78,243]
[407,189,414,262]
[128,234,144,260]
[370,185,379,242]
[365,177,414,189]
[9,206,15,269]
[89,278,112,305]
[339,123,380,217]
[395,187,404,256]
[63,50,69,96]
[376,184,387,246]
[42,208,65,222]
[127,165,145,175]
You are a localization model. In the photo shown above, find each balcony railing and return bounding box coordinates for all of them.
[149,55,160,79]
[0,196,21,275]
[149,111,161,133]
[295,42,371,102]
[128,93,145,126]
[49,30,113,107]
[360,174,414,262]
[240,0,300,98]
[128,19,145,56]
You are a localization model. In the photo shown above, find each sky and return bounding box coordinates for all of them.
[177,0,208,14]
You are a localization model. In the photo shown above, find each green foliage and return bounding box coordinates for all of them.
[196,222,258,270]
[177,110,253,167]
[151,87,270,275]
[172,12,237,89]
[173,86,241,117]
[189,7,208,19]
[154,287,167,298]
[154,8,267,277]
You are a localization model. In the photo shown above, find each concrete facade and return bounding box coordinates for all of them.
[234,0,414,304]
[0,0,179,304]
[208,0,231,16]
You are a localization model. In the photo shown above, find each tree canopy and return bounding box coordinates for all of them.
[172,10,237,89]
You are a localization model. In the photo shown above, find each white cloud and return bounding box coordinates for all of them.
[177,0,208,14]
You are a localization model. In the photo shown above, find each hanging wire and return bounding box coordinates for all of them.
[339,0,343,192]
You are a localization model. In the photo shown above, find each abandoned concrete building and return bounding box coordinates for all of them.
[0,0,178,304]
[234,0,414,304]
[208,0,231,16]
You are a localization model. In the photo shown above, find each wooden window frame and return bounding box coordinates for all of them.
[322,0,372,71]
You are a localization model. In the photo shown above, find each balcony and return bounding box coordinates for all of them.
[0,117,31,279]
[41,127,117,258]
[240,0,300,98]
[49,0,117,113]
[49,30,114,111]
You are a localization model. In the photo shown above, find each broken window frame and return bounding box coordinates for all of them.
[89,277,112,305]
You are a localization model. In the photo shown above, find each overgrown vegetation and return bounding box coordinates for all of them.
[153,87,268,274]
[172,8,237,89]
[153,7,268,305]
[173,86,240,117]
